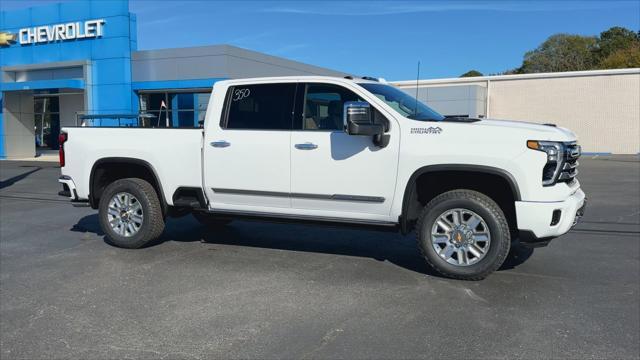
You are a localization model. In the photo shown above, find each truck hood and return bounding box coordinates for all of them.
[470,118,577,142]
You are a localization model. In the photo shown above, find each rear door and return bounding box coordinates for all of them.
[202,82,296,211]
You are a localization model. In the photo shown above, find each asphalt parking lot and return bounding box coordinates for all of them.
[1,156,638,359]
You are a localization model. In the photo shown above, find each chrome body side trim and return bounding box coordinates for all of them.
[211,188,385,203]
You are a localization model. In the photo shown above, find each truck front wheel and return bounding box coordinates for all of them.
[98,178,165,249]
[416,190,511,280]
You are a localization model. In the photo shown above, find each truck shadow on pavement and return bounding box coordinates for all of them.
[0,167,42,190]
[70,214,105,236]
[70,214,534,277]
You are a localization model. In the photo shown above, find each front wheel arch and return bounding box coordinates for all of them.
[400,165,521,235]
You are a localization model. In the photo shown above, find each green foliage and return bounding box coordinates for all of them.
[506,26,640,74]
[596,26,640,60]
[519,34,598,73]
[460,70,483,77]
[598,45,640,69]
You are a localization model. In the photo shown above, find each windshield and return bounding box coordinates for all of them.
[358,83,444,121]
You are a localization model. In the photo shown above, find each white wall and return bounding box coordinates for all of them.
[393,69,640,154]
[2,92,35,159]
[59,93,84,127]
[488,73,640,154]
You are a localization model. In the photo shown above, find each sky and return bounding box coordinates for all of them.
[2,0,639,80]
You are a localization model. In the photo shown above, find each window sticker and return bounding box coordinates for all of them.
[232,88,251,101]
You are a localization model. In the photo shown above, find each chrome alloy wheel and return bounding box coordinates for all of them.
[431,208,491,266]
[107,192,144,237]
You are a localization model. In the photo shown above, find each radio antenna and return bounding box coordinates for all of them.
[414,61,420,115]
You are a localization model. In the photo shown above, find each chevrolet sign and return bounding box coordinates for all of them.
[16,19,105,45]
[0,32,17,46]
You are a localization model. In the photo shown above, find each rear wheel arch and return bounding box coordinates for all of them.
[89,157,167,214]
[400,165,521,234]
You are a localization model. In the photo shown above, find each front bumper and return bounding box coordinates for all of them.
[515,188,586,247]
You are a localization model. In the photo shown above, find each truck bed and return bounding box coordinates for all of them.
[61,127,204,205]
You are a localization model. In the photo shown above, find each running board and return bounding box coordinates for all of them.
[207,208,398,231]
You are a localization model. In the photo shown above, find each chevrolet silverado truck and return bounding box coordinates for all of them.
[58,76,586,280]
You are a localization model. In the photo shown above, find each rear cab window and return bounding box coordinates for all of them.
[222,83,296,130]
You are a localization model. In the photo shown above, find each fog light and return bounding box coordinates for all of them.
[551,210,562,226]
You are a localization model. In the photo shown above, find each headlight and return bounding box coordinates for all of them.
[527,140,564,186]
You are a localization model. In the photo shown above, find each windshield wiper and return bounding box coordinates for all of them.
[407,115,442,121]
[442,116,481,123]
[406,112,442,121]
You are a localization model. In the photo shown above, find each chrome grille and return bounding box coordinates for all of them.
[558,142,581,183]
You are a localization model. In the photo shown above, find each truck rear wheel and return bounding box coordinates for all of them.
[99,178,165,249]
[416,190,510,280]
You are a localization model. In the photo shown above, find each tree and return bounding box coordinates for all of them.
[596,26,640,60]
[598,45,640,69]
[518,34,598,73]
[506,26,640,74]
[460,70,483,77]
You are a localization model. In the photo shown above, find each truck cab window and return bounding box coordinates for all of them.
[301,84,363,131]
[299,83,389,131]
[225,83,296,130]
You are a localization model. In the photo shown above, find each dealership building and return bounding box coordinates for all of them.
[1,0,639,159]
[0,0,346,159]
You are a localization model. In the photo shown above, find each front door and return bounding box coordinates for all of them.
[290,83,399,220]
[203,82,296,211]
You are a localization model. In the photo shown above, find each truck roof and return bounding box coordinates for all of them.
[216,75,382,87]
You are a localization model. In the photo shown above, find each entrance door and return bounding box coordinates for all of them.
[34,96,60,150]
[290,83,400,219]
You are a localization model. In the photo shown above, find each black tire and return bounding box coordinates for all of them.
[98,178,165,249]
[416,190,510,280]
[192,211,232,228]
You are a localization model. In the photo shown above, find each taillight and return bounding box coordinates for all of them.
[59,132,68,167]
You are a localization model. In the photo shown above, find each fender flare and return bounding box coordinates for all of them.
[399,164,521,234]
[89,157,167,213]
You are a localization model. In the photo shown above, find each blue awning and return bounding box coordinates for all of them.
[0,79,85,92]
[132,78,224,91]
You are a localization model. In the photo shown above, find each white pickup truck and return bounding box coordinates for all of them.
[58,76,586,280]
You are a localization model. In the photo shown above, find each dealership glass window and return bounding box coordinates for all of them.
[224,83,296,130]
[169,93,194,128]
[176,93,194,109]
[34,96,60,149]
[197,93,211,126]
[138,91,210,128]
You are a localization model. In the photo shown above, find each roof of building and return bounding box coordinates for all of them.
[392,68,640,86]
[131,44,349,82]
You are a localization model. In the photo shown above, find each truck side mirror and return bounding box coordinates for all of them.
[343,101,384,137]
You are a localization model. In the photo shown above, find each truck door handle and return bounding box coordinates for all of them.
[295,142,318,150]
[210,140,230,148]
